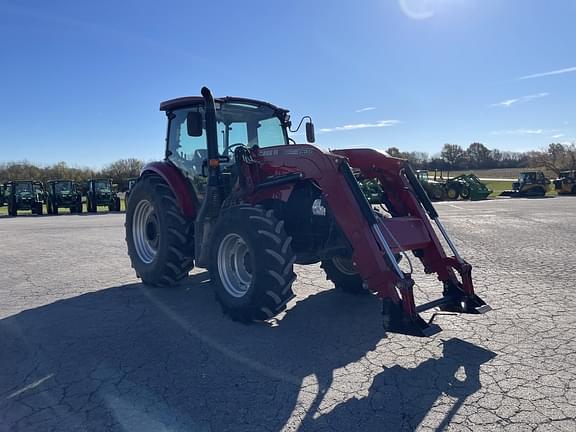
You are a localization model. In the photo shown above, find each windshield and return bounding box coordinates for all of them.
[55,181,73,193]
[94,180,110,191]
[15,182,33,193]
[168,102,288,168]
[418,171,429,181]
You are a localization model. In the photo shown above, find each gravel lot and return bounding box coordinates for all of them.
[1,197,575,431]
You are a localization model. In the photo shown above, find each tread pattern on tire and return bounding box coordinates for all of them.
[321,258,367,295]
[125,175,194,287]
[211,205,296,322]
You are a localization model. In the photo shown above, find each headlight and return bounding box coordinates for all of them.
[312,198,326,216]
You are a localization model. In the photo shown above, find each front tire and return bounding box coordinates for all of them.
[125,175,194,286]
[446,186,459,200]
[210,205,296,322]
[321,257,368,295]
[8,201,16,217]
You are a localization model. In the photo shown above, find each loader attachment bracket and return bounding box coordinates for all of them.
[382,298,442,337]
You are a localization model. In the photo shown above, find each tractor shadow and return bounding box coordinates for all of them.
[302,338,496,431]
[0,272,495,431]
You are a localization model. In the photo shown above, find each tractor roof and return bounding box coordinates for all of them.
[160,96,288,114]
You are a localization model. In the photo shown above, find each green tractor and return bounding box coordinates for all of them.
[447,174,492,200]
[85,178,121,213]
[0,183,6,207]
[46,180,83,214]
[500,171,550,197]
[4,180,46,216]
[124,177,139,210]
[415,170,446,201]
[553,170,576,195]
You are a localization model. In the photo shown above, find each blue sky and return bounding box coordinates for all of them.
[1,0,575,167]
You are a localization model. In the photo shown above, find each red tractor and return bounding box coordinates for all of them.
[125,87,490,337]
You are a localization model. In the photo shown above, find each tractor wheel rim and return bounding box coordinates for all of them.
[448,189,457,198]
[132,200,158,264]
[218,233,252,298]
[332,257,357,275]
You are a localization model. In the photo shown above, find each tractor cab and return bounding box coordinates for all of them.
[517,171,546,185]
[162,96,314,198]
[415,170,445,201]
[501,171,550,197]
[415,170,429,182]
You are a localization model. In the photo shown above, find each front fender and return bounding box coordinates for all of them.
[141,161,197,218]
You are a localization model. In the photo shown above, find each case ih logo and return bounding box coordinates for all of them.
[259,149,279,157]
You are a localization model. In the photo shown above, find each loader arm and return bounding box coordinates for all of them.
[251,146,490,336]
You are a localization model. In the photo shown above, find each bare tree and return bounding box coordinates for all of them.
[440,144,466,169]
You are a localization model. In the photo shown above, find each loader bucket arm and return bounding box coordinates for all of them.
[253,146,490,336]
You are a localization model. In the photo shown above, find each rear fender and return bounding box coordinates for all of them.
[141,161,197,218]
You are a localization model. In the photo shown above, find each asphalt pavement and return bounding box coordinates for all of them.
[1,197,575,431]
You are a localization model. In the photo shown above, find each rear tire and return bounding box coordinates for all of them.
[36,203,43,216]
[209,205,296,322]
[321,257,367,295]
[431,187,444,201]
[125,175,194,286]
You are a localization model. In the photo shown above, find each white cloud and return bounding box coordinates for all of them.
[551,134,565,139]
[399,0,436,20]
[355,107,376,113]
[491,129,544,135]
[492,92,549,107]
[519,66,576,80]
[319,120,400,133]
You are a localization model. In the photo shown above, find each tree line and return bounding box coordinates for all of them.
[0,159,145,191]
[387,142,576,175]
[1,142,575,187]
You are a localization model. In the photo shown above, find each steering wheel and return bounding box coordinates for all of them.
[225,142,247,155]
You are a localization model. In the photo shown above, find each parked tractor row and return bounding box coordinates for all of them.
[415,170,492,201]
[0,178,121,216]
[413,169,574,201]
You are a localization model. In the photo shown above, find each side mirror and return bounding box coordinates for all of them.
[306,121,315,143]
[186,112,203,137]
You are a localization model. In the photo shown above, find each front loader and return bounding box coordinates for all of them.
[125,87,490,337]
